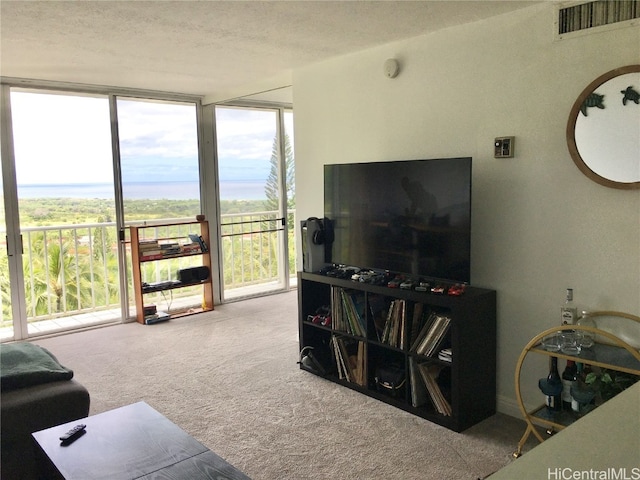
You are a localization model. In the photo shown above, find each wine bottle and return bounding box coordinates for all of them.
[539,356,562,412]
[571,362,584,413]
[561,288,577,325]
[561,360,576,410]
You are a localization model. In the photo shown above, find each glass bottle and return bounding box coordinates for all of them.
[577,310,597,348]
[539,356,562,412]
[570,362,595,414]
[561,360,576,410]
[571,363,581,413]
[561,288,577,325]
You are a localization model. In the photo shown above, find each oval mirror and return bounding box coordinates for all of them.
[567,65,640,189]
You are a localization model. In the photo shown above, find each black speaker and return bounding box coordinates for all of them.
[178,266,210,283]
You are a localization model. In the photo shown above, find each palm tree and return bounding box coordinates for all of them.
[23,231,100,317]
[92,222,120,306]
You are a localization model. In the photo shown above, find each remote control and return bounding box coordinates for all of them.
[59,424,86,444]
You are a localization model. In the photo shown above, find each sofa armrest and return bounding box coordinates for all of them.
[1,379,90,480]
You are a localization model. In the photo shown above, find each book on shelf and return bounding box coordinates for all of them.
[139,240,161,257]
[411,313,451,357]
[159,243,181,255]
[408,303,425,348]
[180,242,202,254]
[331,335,366,386]
[409,311,436,352]
[331,287,344,332]
[139,240,159,249]
[340,289,366,337]
[398,301,406,350]
[369,294,389,342]
[140,253,164,261]
[409,357,429,408]
[188,234,209,253]
[330,287,366,336]
[332,335,349,381]
[139,249,162,256]
[416,361,452,416]
[380,299,406,349]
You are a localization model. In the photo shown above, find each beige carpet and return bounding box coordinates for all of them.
[35,290,535,479]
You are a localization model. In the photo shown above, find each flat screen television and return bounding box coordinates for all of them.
[324,157,472,284]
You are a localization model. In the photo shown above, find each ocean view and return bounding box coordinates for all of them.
[18,181,268,201]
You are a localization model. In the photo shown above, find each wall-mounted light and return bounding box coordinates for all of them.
[384,58,400,79]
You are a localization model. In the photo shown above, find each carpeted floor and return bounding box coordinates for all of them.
[34,290,536,479]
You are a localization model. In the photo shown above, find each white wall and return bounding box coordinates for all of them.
[292,3,640,416]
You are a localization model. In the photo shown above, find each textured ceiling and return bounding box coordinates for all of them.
[0,1,540,102]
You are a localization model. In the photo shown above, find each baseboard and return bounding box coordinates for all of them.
[496,394,523,419]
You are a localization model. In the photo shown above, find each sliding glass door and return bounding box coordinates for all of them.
[1,82,295,340]
[6,90,120,338]
[1,90,203,339]
[116,98,202,317]
[214,106,295,300]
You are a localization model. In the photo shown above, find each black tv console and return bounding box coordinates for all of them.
[298,271,496,432]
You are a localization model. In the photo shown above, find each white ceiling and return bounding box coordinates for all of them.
[0,1,540,103]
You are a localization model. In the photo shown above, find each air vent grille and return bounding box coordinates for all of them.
[558,1,639,34]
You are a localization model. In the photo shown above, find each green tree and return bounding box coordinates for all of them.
[264,133,295,213]
[92,223,120,306]
[263,132,296,275]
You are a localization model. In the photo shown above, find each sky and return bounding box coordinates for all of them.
[9,91,293,187]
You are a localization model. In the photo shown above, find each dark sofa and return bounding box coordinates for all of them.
[1,343,90,480]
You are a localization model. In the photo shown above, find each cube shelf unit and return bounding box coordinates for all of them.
[298,271,497,432]
[130,220,214,324]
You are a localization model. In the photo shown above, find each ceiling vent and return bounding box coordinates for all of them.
[557,1,639,37]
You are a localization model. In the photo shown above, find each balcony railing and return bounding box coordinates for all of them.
[221,210,293,288]
[0,211,296,329]
[16,222,121,322]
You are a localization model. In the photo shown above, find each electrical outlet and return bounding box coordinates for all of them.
[494,137,515,158]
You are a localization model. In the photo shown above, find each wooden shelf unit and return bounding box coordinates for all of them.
[298,271,497,432]
[130,220,214,324]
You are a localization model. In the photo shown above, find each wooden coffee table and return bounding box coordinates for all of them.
[32,401,250,480]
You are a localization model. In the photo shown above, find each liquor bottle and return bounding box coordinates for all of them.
[539,356,562,412]
[561,288,577,325]
[561,360,576,410]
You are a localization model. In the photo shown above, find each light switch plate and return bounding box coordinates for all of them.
[494,136,515,158]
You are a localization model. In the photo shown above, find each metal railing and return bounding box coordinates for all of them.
[221,210,289,288]
[0,211,296,327]
[19,222,120,321]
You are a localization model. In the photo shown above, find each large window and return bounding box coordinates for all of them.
[1,88,203,340]
[117,98,201,223]
[1,82,294,341]
[117,98,202,317]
